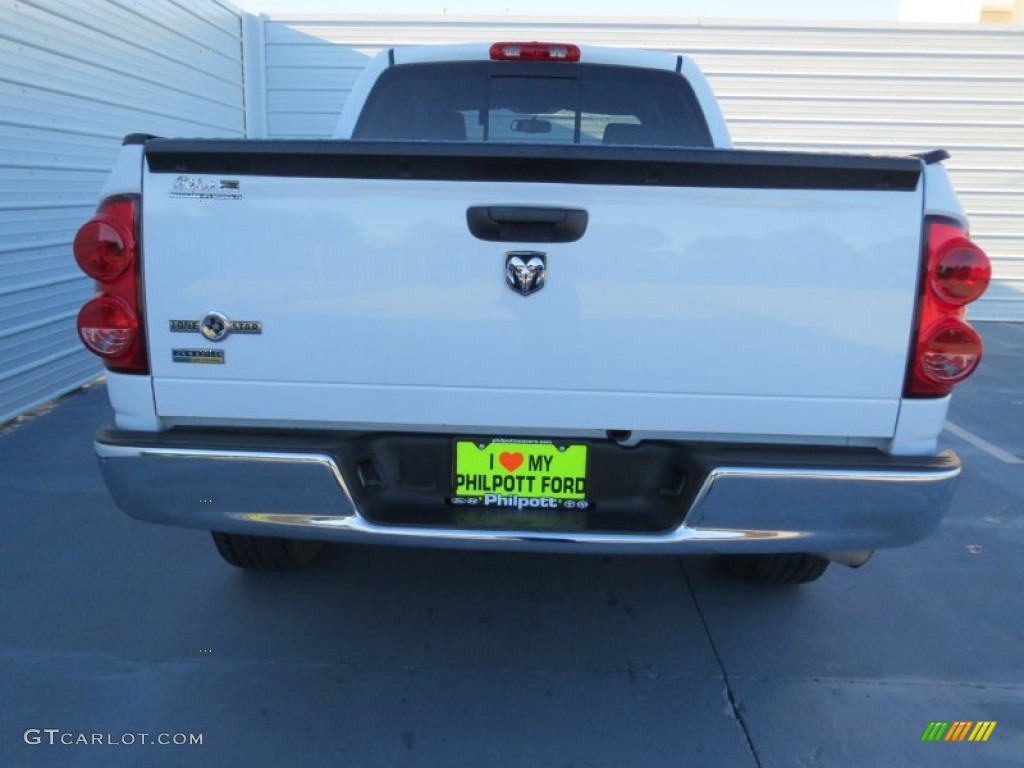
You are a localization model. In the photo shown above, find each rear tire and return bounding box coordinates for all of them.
[720,553,829,585]
[211,532,324,570]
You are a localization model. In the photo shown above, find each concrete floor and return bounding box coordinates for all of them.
[1,322,1021,767]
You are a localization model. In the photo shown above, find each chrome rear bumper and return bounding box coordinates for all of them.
[95,430,960,555]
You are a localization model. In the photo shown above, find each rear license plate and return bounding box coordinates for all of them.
[452,439,589,510]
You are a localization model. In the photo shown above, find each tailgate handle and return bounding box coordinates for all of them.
[466,206,588,243]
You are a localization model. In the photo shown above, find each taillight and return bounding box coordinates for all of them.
[74,196,148,374]
[917,320,983,385]
[73,206,135,281]
[489,42,581,62]
[77,295,139,357]
[930,234,990,305]
[905,218,990,397]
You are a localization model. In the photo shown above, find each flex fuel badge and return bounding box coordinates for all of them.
[172,349,224,364]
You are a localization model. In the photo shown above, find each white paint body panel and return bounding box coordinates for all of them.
[141,168,924,439]
[922,161,966,229]
[106,371,158,431]
[98,144,143,201]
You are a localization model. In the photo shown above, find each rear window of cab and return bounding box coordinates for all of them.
[353,61,713,148]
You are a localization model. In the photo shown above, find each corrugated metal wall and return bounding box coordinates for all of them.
[255,15,1024,322]
[0,0,245,423]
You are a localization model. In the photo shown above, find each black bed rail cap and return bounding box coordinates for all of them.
[912,149,951,165]
[123,133,160,146]
[144,139,923,192]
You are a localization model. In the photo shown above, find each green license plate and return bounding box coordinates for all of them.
[452,439,589,510]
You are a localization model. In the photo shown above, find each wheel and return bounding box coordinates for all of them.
[211,532,325,570]
[720,553,829,585]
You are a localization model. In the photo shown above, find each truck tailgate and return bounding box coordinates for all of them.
[141,141,924,439]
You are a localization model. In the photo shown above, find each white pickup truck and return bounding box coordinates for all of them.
[76,42,991,584]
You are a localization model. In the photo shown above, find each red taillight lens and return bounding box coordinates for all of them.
[917,319,982,385]
[931,238,991,306]
[73,210,134,281]
[73,196,148,374]
[77,295,139,357]
[905,217,990,397]
[489,42,581,62]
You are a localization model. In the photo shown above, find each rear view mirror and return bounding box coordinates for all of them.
[511,118,552,134]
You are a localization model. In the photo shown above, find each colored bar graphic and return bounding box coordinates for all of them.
[922,720,996,742]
